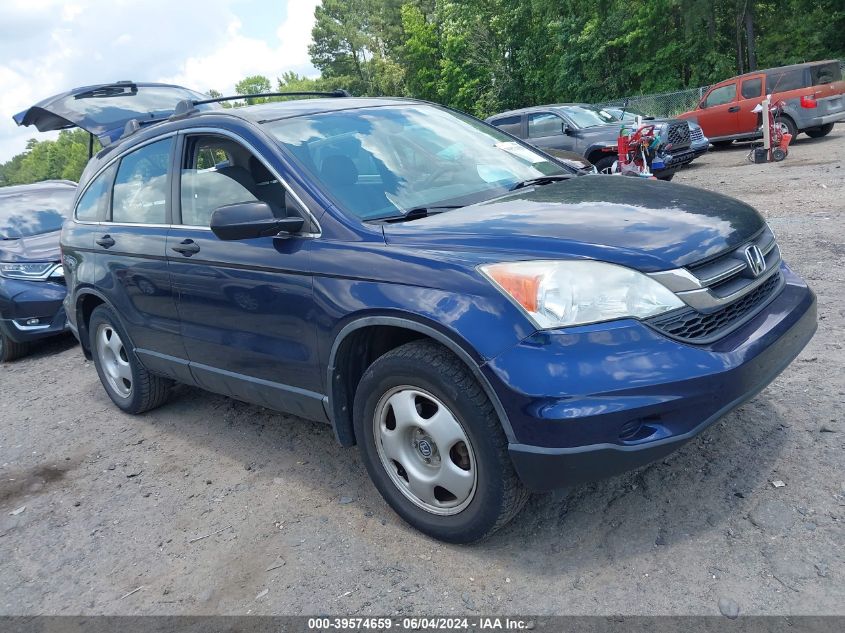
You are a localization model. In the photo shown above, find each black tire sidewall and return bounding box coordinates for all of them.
[594,155,616,174]
[88,305,146,412]
[354,354,509,543]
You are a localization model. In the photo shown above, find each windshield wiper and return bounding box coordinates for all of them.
[509,174,573,191]
[370,205,463,223]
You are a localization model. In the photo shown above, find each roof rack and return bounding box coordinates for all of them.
[170,89,353,120]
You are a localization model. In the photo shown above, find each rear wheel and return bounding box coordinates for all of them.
[88,305,171,414]
[353,340,528,543]
[594,155,617,174]
[805,123,834,138]
[0,332,29,362]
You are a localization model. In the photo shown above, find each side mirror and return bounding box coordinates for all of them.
[561,122,571,135]
[210,202,304,241]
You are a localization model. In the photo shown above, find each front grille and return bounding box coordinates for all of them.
[666,122,691,149]
[648,271,783,344]
[689,126,704,142]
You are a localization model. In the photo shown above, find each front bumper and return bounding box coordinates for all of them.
[0,277,69,343]
[485,264,816,491]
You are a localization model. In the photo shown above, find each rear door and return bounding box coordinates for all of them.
[93,136,187,373]
[693,81,740,138]
[167,131,325,421]
[737,74,766,134]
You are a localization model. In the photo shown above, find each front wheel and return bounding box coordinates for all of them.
[805,123,834,139]
[775,116,797,140]
[594,155,617,174]
[0,332,29,362]
[353,340,528,543]
[88,305,171,414]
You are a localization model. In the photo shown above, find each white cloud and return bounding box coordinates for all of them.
[0,0,320,163]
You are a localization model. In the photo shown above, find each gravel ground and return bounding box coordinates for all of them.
[1,129,843,617]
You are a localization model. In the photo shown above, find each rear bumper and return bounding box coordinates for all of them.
[799,112,845,128]
[485,264,816,491]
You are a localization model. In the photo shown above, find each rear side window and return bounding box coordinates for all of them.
[768,69,808,92]
[703,83,736,107]
[490,115,522,137]
[112,138,172,224]
[76,164,116,221]
[741,78,762,99]
[810,62,841,85]
[528,113,563,138]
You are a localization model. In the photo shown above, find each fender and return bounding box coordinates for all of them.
[326,314,517,447]
[72,286,126,358]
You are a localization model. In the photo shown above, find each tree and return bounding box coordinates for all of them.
[235,75,273,104]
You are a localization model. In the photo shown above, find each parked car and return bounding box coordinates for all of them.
[677,60,845,145]
[486,103,696,180]
[17,83,817,542]
[540,148,597,174]
[0,181,75,361]
[603,107,710,158]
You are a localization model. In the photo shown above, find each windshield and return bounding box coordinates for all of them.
[265,104,569,220]
[559,105,617,128]
[0,188,74,239]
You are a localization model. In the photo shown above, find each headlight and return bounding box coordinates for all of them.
[480,260,684,328]
[0,262,57,280]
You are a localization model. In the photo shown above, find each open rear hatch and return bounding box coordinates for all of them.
[13,81,213,146]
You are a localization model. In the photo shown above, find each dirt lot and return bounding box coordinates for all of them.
[1,130,843,617]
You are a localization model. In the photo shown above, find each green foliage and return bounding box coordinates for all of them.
[308,0,844,118]
[0,129,97,187]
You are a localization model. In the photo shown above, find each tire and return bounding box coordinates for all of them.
[655,172,675,181]
[775,115,797,140]
[805,123,834,139]
[88,304,171,414]
[353,340,528,543]
[594,155,617,174]
[0,332,29,362]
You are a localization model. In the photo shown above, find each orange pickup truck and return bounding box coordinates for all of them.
[678,60,845,144]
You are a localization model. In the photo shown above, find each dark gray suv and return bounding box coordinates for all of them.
[487,103,696,180]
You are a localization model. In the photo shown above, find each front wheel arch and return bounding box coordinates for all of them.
[327,316,516,448]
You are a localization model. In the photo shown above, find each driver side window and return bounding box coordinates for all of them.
[179,135,289,227]
[703,83,737,108]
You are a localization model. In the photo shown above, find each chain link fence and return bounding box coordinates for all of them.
[595,59,845,118]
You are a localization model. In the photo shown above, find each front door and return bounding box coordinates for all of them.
[526,112,576,152]
[167,132,325,421]
[694,82,740,138]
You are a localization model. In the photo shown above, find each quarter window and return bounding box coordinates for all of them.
[112,138,172,224]
[76,164,116,221]
[741,78,762,99]
[490,116,522,137]
[528,113,563,138]
[179,135,288,227]
[703,83,737,108]
[769,69,807,92]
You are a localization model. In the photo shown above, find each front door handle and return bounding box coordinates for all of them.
[171,239,200,256]
[727,106,740,112]
[95,235,115,248]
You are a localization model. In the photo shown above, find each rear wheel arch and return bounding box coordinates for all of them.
[326,316,515,448]
[75,291,109,358]
[586,146,613,165]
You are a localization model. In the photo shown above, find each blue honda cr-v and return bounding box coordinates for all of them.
[16,82,817,542]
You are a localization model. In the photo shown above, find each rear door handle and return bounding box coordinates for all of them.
[727,106,741,112]
[171,239,200,256]
[95,235,115,248]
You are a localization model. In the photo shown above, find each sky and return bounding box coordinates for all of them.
[0,0,320,162]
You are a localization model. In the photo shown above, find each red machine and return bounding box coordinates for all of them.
[751,97,792,163]
[614,122,661,177]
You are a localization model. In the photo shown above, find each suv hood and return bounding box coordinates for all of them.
[13,81,211,146]
[383,177,765,272]
[0,230,62,263]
